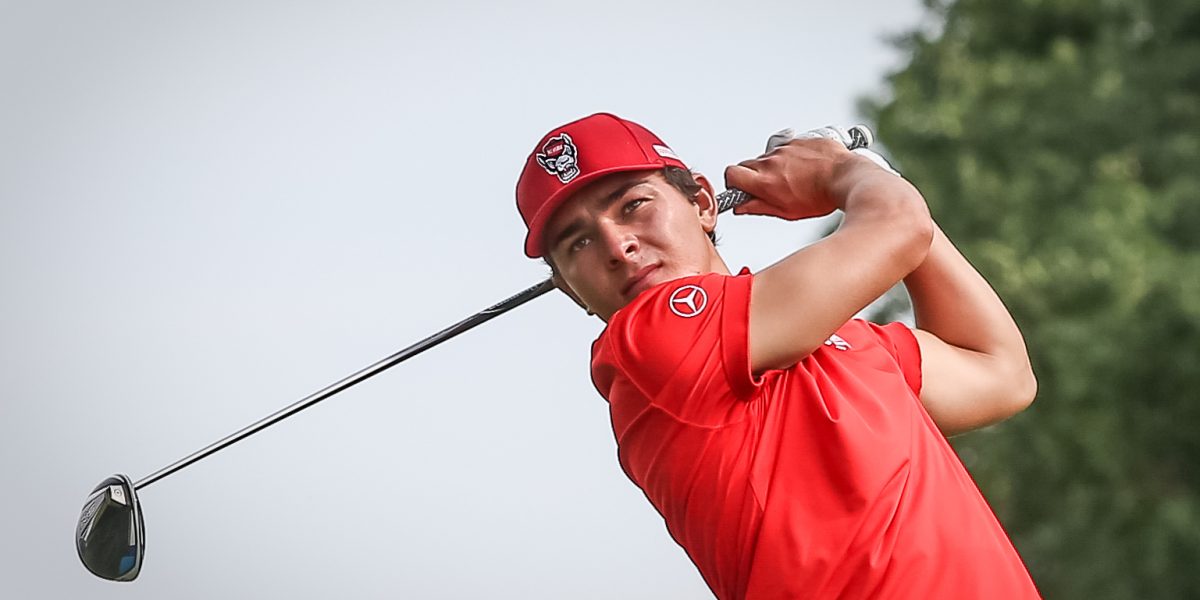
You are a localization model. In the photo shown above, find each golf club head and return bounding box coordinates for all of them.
[76,474,145,581]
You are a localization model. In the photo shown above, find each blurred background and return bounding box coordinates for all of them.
[2,0,1197,598]
[866,2,1200,597]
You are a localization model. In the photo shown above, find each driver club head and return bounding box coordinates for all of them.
[76,474,145,581]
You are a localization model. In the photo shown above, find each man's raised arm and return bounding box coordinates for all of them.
[905,226,1038,436]
[725,138,933,374]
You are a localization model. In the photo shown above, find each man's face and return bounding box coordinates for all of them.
[542,170,722,321]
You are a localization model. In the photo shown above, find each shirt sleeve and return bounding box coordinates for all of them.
[594,271,759,426]
[859,320,923,397]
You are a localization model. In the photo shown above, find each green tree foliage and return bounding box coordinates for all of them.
[865,0,1200,596]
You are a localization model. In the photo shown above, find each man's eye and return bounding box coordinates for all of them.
[569,237,591,253]
[624,198,647,213]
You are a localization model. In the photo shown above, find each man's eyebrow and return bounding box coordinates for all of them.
[548,176,655,253]
[601,176,655,208]
[550,220,584,254]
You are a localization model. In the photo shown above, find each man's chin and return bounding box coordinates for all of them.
[623,281,658,305]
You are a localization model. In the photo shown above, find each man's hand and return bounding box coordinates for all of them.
[724,137,856,221]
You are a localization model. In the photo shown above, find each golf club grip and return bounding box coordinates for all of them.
[715,124,873,213]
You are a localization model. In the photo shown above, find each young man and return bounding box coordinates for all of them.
[515,113,1040,599]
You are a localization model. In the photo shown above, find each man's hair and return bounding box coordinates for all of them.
[542,167,718,273]
[661,166,719,245]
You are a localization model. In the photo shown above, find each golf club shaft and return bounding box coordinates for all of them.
[133,126,874,491]
[134,277,558,489]
[132,187,730,490]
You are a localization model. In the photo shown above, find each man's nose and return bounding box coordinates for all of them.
[599,223,639,267]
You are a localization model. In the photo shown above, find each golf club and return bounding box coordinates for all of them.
[75,125,874,581]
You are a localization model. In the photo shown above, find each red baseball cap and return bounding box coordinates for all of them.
[515,113,688,258]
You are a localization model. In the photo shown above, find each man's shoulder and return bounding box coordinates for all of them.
[600,270,747,347]
[591,270,754,400]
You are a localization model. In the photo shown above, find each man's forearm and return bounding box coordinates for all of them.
[904,225,1035,391]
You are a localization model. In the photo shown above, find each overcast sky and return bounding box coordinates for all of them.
[1,1,924,597]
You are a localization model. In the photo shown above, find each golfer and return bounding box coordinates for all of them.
[515,113,1040,599]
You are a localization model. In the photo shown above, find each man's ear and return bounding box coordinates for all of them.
[550,270,594,315]
[690,171,719,235]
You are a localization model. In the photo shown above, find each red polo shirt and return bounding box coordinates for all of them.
[590,270,1039,599]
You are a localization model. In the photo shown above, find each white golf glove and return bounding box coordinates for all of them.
[766,125,900,177]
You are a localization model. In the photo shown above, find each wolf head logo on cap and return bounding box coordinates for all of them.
[536,133,580,184]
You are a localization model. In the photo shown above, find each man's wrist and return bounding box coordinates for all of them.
[827,152,896,210]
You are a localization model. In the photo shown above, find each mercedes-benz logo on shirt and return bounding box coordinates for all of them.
[668,285,708,318]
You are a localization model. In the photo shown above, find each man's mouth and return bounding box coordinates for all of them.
[622,264,661,298]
